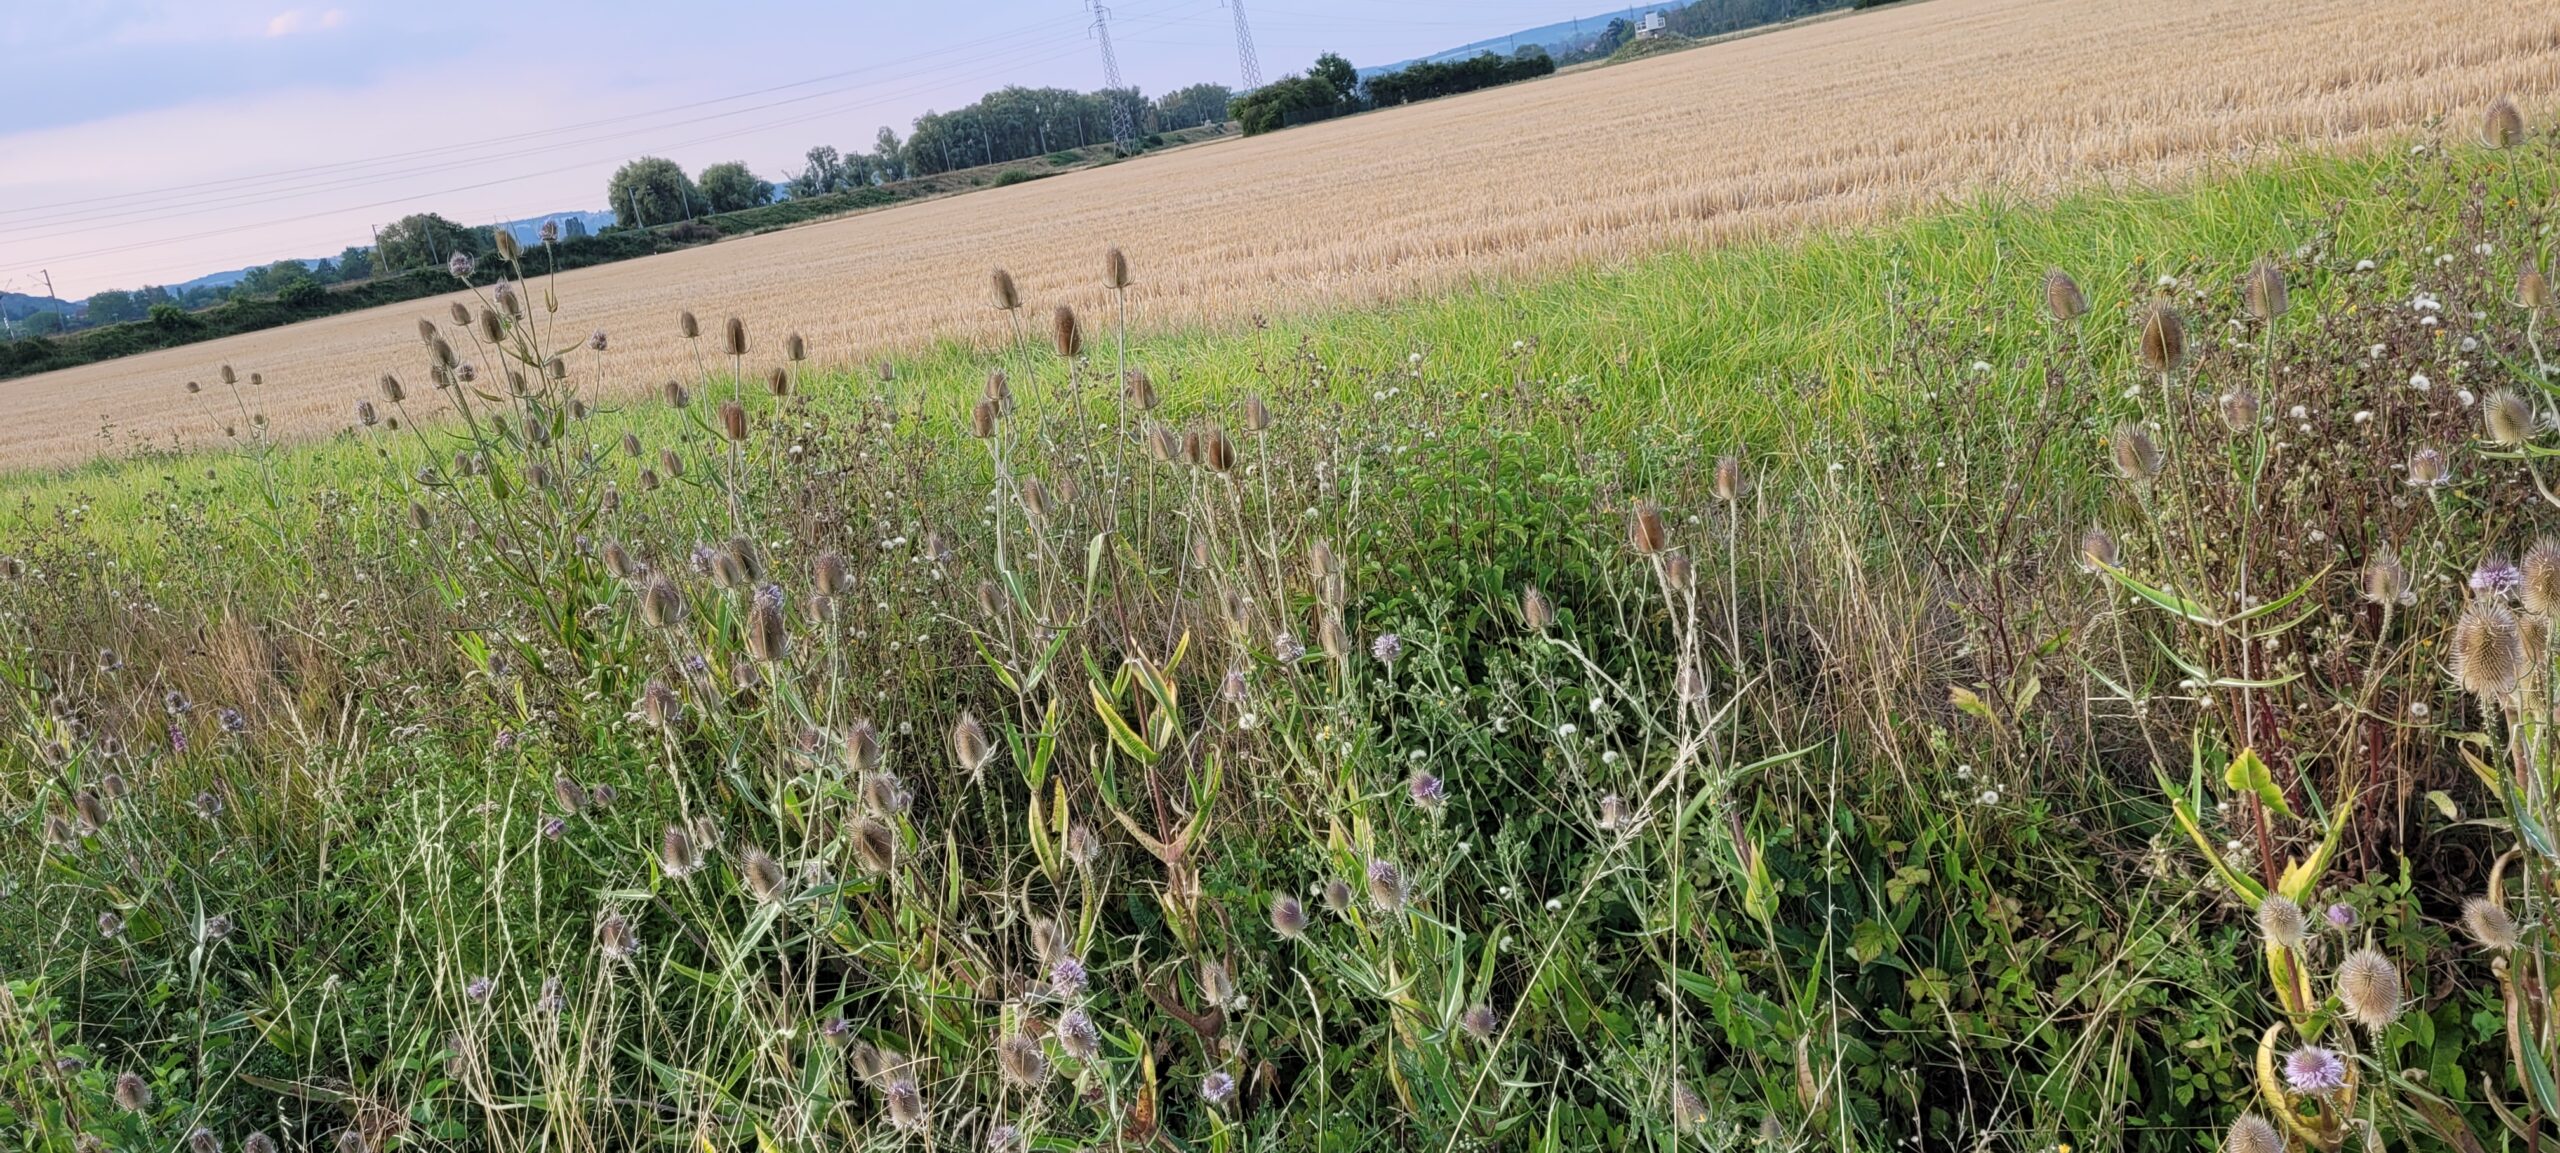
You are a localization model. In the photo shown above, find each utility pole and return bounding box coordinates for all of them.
[1228,0,1264,91]
[1089,1,1137,152]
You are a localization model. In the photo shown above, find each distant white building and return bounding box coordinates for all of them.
[1636,11,1669,39]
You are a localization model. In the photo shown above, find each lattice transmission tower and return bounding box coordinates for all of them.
[1229,0,1264,90]
[1089,1,1138,151]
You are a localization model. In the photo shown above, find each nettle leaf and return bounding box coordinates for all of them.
[2222,747,2293,820]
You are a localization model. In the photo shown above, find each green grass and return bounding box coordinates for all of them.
[0,127,2549,1153]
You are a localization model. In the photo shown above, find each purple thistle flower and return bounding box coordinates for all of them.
[540,816,566,841]
[169,723,188,755]
[2283,1046,2348,1094]
[1201,1071,1236,1104]
[1050,957,1088,997]
[820,1015,852,1040]
[465,975,495,1003]
[2473,557,2524,594]
[1371,632,1404,664]
[216,708,247,735]
[448,252,475,279]
[2325,903,2357,930]
[1408,771,1445,809]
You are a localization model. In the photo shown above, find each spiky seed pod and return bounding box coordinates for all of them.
[2486,389,2538,445]
[851,815,897,875]
[844,718,883,774]
[661,448,686,477]
[335,1131,371,1153]
[1323,877,1354,914]
[1065,823,1103,869]
[2408,446,2451,488]
[479,308,504,343]
[1181,429,1202,464]
[662,379,690,409]
[73,788,108,832]
[1233,393,1271,435]
[1628,501,1668,555]
[2255,894,2309,949]
[1460,1003,1498,1043]
[355,400,379,427]
[1201,426,1235,472]
[740,847,787,903]
[860,770,910,817]
[1318,611,1348,660]
[720,316,746,357]
[494,281,523,319]
[2217,387,2258,433]
[639,576,685,627]
[2224,1114,2283,1153]
[762,366,788,397]
[811,551,848,598]
[1124,369,1158,411]
[678,311,700,340]
[2335,947,2403,1030]
[1019,477,1052,519]
[998,1033,1051,1088]
[493,229,521,262]
[113,1071,151,1112]
[552,775,590,814]
[660,823,702,877]
[1199,958,1236,1007]
[745,593,789,663]
[1057,1008,1102,1060]
[1104,246,1132,290]
[1147,423,1181,460]
[883,1078,927,1132]
[849,1043,892,1084]
[597,912,639,958]
[639,679,682,729]
[1670,1082,1708,1131]
[432,337,457,369]
[186,380,202,394]
[2525,538,2560,616]
[2363,549,2409,605]
[2078,525,2120,572]
[2136,301,2188,375]
[2524,262,2552,311]
[244,1134,276,1153]
[2486,96,2527,148]
[984,368,1013,413]
[1714,454,1747,502]
[417,317,439,343]
[991,267,1020,311]
[2244,257,2289,322]
[2043,268,2087,322]
[719,401,748,442]
[2462,896,2520,950]
[220,365,236,385]
[783,331,806,362]
[1367,858,1407,912]
[373,371,406,405]
[1271,893,1308,939]
[2454,599,2527,697]
[950,711,991,776]
[971,399,999,438]
[637,467,661,491]
[1052,305,1082,358]
[2109,421,2162,482]
[1522,585,1555,630]
[446,302,471,327]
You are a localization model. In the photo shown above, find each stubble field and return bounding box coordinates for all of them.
[4,0,2557,466]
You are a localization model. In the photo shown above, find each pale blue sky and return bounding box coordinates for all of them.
[0,1,1628,296]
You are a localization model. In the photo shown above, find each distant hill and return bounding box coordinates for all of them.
[1370,7,1666,72]
[494,210,617,245]
[1,291,73,322]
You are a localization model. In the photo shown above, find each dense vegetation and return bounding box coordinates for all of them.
[1231,49,1553,136]
[1,110,2555,1152]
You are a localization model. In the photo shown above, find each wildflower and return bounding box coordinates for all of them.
[98,910,123,937]
[465,975,494,1003]
[2043,268,2087,321]
[2335,947,2404,1030]
[447,252,475,279]
[2325,903,2356,930]
[741,848,787,903]
[2255,894,2309,949]
[1408,771,1446,810]
[2462,896,2520,950]
[2407,447,2450,488]
[1460,1003,1498,1042]
[1271,893,1308,939]
[1371,632,1404,664]
[1049,956,1087,997]
[113,1071,151,1112]
[2224,1115,2282,1153]
[1367,858,1407,913]
[1201,1071,1236,1104]
[997,1033,1050,1088]
[2282,1045,2348,1094]
[2109,421,2162,482]
[2453,599,2527,697]
[1057,1008,1102,1060]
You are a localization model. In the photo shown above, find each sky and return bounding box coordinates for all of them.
[0,1,1625,299]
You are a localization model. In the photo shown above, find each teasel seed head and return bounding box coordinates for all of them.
[719,400,748,442]
[1598,793,1630,831]
[984,368,1013,412]
[1104,246,1132,290]
[990,267,1020,311]
[883,1078,927,1132]
[860,769,909,817]
[478,307,503,344]
[639,575,685,627]
[660,823,703,877]
[2109,421,2162,483]
[432,337,457,370]
[1628,500,1669,555]
[810,550,848,598]
[754,366,784,398]
[1318,610,1348,660]
[494,280,522,319]
[2078,525,2119,573]
[445,302,471,327]
[1661,550,1695,593]
[852,815,896,875]
[2453,598,2526,697]
[2243,256,2289,322]
[2524,261,2552,311]
[2463,896,2520,950]
[2136,301,2188,375]
[243,1135,275,1153]
[355,399,378,427]
[2486,388,2538,445]
[2335,947,2403,1030]
[715,316,744,358]
[740,846,786,903]
[1714,454,1747,502]
[2043,268,2087,322]
[1460,1003,1498,1043]
[1147,422,1181,461]
[1019,476,1052,519]
[1200,425,1235,472]
[1367,858,1407,912]
[1057,1008,1102,1060]
[551,775,590,814]
[186,1130,220,1153]
[1271,893,1308,939]
[1670,1082,1707,1132]
[1322,876,1354,914]
[2255,894,2308,949]
[220,364,237,385]
[1065,823,1103,869]
[493,229,521,263]
[639,678,682,729]
[661,447,686,477]
[2524,538,2560,616]
[843,718,884,775]
[997,1033,1052,1089]
[1051,305,1082,358]
[2407,445,2450,488]
[113,1071,151,1112]
[186,379,201,394]
[1123,368,1158,411]
[2224,1114,2282,1153]
[949,712,994,778]
[971,398,999,439]
[2363,548,2408,605]
[73,788,108,832]
[2486,96,2528,148]
[597,911,640,959]
[2216,386,2257,433]
[745,590,790,663]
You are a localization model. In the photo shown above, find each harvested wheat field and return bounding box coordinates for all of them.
[6,0,2558,467]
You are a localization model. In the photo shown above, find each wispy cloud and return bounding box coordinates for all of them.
[265,8,347,38]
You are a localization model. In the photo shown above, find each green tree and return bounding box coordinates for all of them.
[375,213,483,275]
[563,217,589,240]
[698,161,773,213]
[1156,83,1235,130]
[789,146,849,199]
[335,246,373,282]
[1312,52,1359,100]
[607,156,707,229]
[85,290,143,325]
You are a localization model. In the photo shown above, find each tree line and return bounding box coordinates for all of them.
[1229,48,1555,136]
